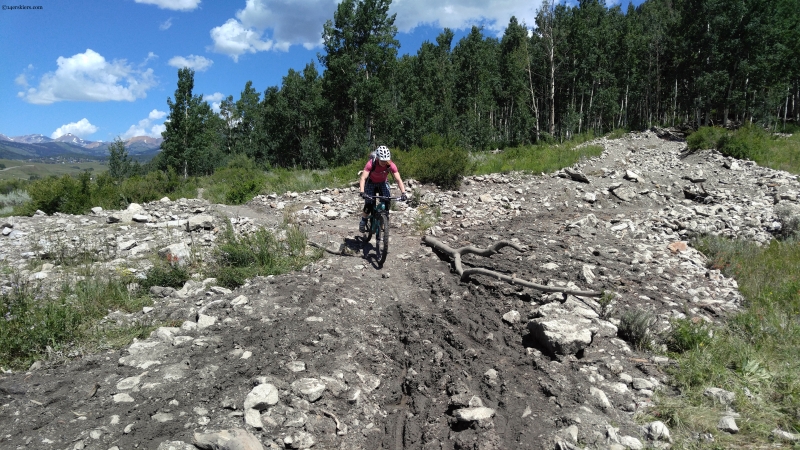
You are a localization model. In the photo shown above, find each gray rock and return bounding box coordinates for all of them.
[646,421,671,442]
[283,431,315,449]
[703,387,735,406]
[156,441,196,450]
[186,214,215,231]
[452,406,495,422]
[619,436,643,450]
[771,429,800,442]
[319,195,333,204]
[590,386,611,409]
[132,214,151,223]
[502,310,521,324]
[527,316,594,355]
[243,384,280,410]
[157,242,191,266]
[291,378,326,402]
[612,187,636,202]
[193,429,265,450]
[718,416,739,434]
[197,314,217,330]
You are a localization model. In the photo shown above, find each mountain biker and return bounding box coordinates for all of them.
[358,145,407,233]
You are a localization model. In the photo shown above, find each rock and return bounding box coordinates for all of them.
[319,195,333,204]
[158,242,191,266]
[132,214,151,223]
[157,442,196,450]
[90,207,103,214]
[243,384,280,410]
[646,421,671,442]
[186,215,215,231]
[590,386,612,409]
[478,194,494,203]
[723,160,741,170]
[612,187,636,202]
[564,168,590,183]
[118,240,137,251]
[704,387,735,406]
[527,316,594,355]
[619,436,643,450]
[325,210,339,219]
[718,416,739,434]
[667,241,688,253]
[291,378,326,402]
[112,393,135,403]
[632,378,654,390]
[193,429,265,450]
[452,406,496,422]
[771,429,800,442]
[583,192,597,203]
[502,310,521,324]
[283,431,316,449]
[244,408,263,430]
[624,170,641,182]
[197,314,217,330]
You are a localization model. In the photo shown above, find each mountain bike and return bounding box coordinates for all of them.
[362,194,404,266]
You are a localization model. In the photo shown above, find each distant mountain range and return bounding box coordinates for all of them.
[0,133,162,161]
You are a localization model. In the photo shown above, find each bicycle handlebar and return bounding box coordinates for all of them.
[363,194,406,201]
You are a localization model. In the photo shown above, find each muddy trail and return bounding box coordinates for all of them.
[1,130,797,450]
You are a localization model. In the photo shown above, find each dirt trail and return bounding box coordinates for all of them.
[2,130,795,449]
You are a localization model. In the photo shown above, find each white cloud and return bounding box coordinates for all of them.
[210,18,274,61]
[20,49,156,105]
[168,55,214,71]
[204,92,225,113]
[121,109,168,139]
[134,0,200,11]
[209,0,541,58]
[14,74,28,87]
[160,17,173,30]
[51,118,99,139]
[391,0,541,35]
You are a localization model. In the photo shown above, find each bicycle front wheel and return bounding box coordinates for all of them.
[378,212,389,266]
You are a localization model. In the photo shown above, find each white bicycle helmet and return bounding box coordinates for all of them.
[376,145,391,161]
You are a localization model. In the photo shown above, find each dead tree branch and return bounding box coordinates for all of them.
[422,236,602,297]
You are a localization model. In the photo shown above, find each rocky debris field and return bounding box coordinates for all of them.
[1,130,799,450]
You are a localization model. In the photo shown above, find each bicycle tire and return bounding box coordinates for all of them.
[378,212,389,266]
[365,216,374,243]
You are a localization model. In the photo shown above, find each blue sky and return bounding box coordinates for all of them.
[0,0,643,142]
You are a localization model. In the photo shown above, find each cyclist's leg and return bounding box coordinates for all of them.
[379,181,391,212]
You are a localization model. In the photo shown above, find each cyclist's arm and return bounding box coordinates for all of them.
[359,168,370,193]
[393,171,407,195]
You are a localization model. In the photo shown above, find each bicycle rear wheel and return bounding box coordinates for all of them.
[378,212,389,266]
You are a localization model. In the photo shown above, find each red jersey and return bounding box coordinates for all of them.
[364,160,398,183]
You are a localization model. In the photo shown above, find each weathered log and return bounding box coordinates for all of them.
[422,236,602,297]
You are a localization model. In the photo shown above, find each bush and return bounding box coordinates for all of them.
[392,134,474,190]
[204,156,266,204]
[687,126,727,151]
[208,222,320,289]
[717,125,769,161]
[665,318,712,353]
[775,205,800,240]
[139,262,191,291]
[618,307,655,350]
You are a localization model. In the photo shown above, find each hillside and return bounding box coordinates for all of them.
[0,130,798,449]
[0,134,162,161]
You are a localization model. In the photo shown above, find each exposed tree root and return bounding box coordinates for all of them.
[422,235,602,297]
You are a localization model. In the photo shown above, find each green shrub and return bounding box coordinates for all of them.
[204,158,266,204]
[0,273,152,369]
[717,125,769,161]
[618,307,655,350]
[687,126,727,151]
[208,222,321,288]
[139,262,191,291]
[666,318,713,353]
[392,134,474,190]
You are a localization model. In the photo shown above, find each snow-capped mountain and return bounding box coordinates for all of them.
[10,134,54,144]
[0,132,163,160]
